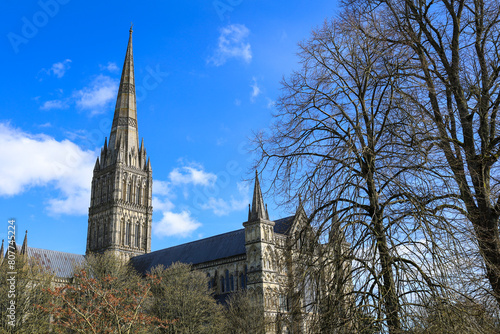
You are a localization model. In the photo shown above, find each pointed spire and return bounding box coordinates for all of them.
[94,157,100,171]
[0,240,4,261]
[21,230,28,255]
[108,27,139,155]
[249,171,268,221]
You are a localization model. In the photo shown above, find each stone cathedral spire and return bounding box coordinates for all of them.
[87,27,153,260]
[249,171,269,221]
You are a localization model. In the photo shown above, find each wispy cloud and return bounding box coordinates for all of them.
[152,164,249,237]
[154,180,172,196]
[250,77,261,102]
[39,74,118,114]
[201,181,250,216]
[209,24,252,66]
[40,59,72,79]
[40,99,68,110]
[266,97,275,109]
[74,75,118,115]
[99,62,119,72]
[169,166,217,186]
[0,122,95,215]
[153,211,202,237]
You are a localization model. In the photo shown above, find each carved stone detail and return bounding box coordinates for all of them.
[119,83,135,95]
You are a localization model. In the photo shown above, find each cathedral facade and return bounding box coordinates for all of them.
[84,29,314,332]
[12,29,336,334]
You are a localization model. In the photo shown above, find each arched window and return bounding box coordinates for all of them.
[107,178,112,202]
[127,183,132,202]
[104,220,108,246]
[240,273,245,289]
[122,179,127,201]
[207,273,212,290]
[220,276,225,293]
[230,275,234,291]
[121,218,125,245]
[135,224,140,248]
[126,221,131,246]
[95,181,100,205]
[137,185,142,205]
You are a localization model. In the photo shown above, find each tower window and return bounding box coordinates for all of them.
[135,224,140,248]
[122,179,126,201]
[104,220,108,247]
[220,276,225,293]
[126,221,131,246]
[240,273,245,289]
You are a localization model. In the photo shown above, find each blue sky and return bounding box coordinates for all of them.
[0,0,338,254]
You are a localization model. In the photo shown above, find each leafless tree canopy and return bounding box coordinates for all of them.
[254,0,500,332]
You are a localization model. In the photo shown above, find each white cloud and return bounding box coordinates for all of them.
[0,122,95,215]
[153,180,172,196]
[152,196,175,212]
[169,166,217,186]
[153,210,201,237]
[152,165,248,236]
[266,97,275,109]
[201,181,250,216]
[74,75,118,115]
[201,197,248,216]
[51,59,72,78]
[100,62,119,72]
[250,77,261,102]
[40,99,68,110]
[209,24,252,66]
[41,59,72,79]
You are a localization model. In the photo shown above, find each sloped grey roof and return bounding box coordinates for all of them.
[132,228,246,274]
[27,247,85,278]
[274,216,295,235]
[132,216,296,275]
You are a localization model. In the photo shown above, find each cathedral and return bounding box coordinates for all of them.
[14,29,333,333]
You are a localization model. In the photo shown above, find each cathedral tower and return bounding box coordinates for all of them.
[244,172,280,322]
[87,28,152,260]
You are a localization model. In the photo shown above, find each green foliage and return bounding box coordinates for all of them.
[149,262,225,334]
[0,253,53,334]
[224,290,265,334]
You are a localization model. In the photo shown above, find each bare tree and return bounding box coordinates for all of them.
[253,14,445,333]
[346,0,500,308]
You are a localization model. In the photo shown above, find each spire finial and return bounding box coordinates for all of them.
[249,171,267,221]
[130,23,133,34]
